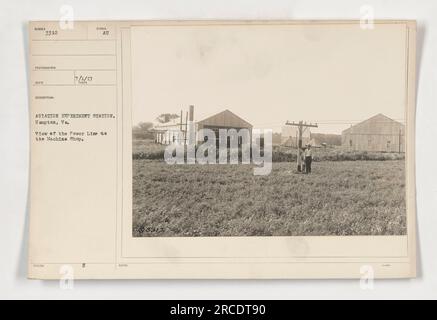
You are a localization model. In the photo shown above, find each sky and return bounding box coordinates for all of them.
[131,23,407,134]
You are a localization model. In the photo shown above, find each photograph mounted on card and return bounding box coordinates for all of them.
[28,20,416,279]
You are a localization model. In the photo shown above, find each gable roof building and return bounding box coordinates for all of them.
[280,125,311,147]
[341,113,405,152]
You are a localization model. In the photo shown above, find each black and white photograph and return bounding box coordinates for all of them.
[131,23,407,237]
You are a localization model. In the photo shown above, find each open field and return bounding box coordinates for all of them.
[132,159,406,237]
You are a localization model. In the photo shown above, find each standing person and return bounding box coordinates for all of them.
[304,144,313,174]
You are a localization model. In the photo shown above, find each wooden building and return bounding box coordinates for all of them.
[341,113,405,152]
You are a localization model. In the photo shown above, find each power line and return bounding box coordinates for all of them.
[250,119,406,126]
[285,120,318,172]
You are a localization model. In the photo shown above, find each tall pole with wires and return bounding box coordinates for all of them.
[285,120,318,171]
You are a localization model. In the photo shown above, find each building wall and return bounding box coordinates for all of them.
[342,132,404,152]
[196,124,252,146]
[154,124,185,145]
[281,125,311,147]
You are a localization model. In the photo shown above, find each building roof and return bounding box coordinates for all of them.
[342,113,404,135]
[197,109,252,128]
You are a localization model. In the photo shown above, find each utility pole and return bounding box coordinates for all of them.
[185,111,188,146]
[285,120,318,171]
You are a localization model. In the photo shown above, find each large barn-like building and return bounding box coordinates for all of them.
[153,107,252,146]
[341,113,405,152]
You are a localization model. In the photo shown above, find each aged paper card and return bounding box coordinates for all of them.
[28,20,416,279]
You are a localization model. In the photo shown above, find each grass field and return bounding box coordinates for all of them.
[132,159,406,237]
[132,139,405,162]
